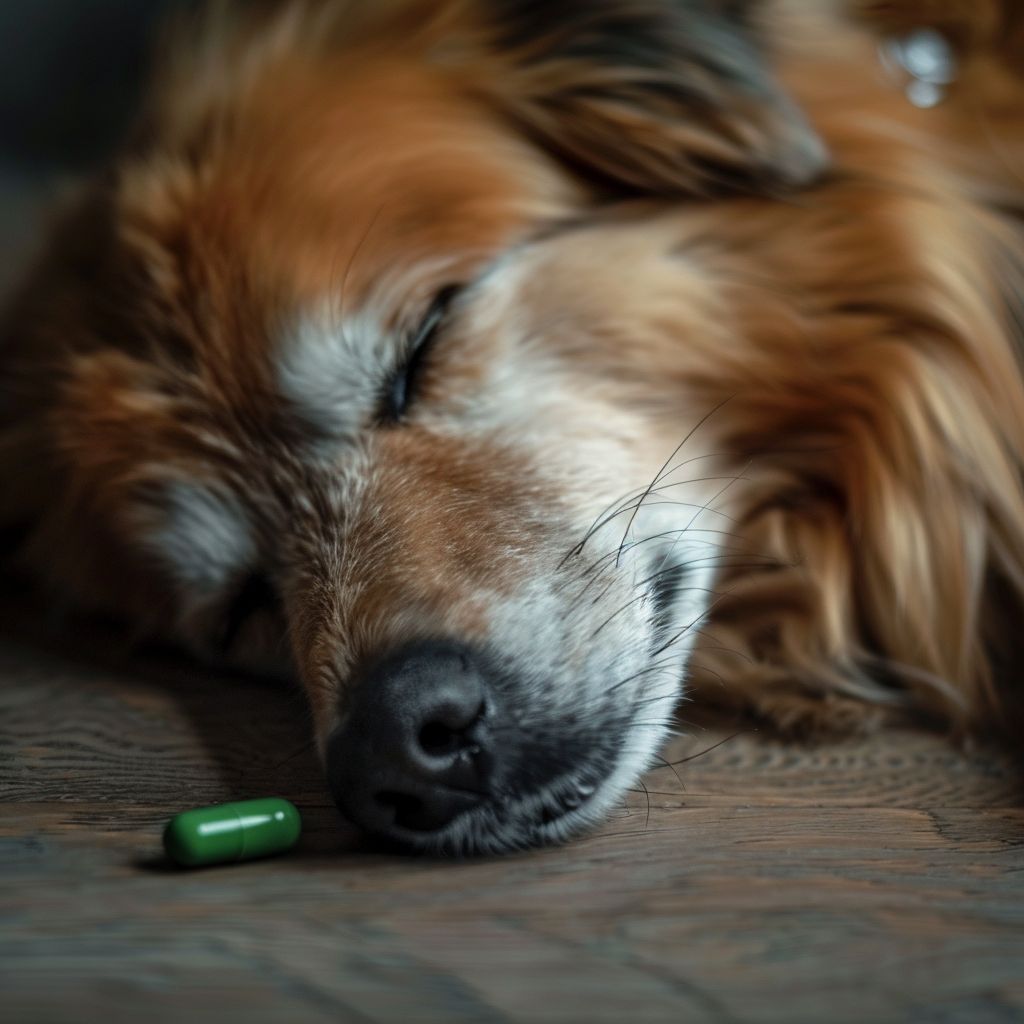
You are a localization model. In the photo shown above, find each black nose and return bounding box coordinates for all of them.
[326,641,495,839]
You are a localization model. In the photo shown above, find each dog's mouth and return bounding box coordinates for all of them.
[651,565,684,626]
[374,773,608,856]
[648,559,698,651]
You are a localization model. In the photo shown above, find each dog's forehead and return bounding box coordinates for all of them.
[122,52,573,293]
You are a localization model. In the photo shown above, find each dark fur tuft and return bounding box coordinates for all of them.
[483,0,827,196]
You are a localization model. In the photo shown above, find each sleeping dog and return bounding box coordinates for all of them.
[2,0,1023,853]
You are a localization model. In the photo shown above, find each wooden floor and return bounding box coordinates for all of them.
[1,586,1023,1024]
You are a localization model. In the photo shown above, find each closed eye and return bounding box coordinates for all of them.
[382,285,460,423]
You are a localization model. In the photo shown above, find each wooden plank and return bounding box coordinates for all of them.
[3,801,1023,1023]
[1,598,1023,1023]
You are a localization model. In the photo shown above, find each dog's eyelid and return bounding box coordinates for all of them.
[381,284,462,423]
[412,284,460,348]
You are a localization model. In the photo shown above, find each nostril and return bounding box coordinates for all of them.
[417,699,486,758]
[418,720,461,757]
[328,642,498,840]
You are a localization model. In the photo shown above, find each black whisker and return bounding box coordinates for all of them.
[604,653,682,697]
[685,660,733,692]
[636,776,652,831]
[690,643,754,665]
[653,460,754,578]
[651,753,687,794]
[614,397,735,569]
[663,731,743,767]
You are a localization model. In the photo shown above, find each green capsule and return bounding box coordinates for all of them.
[163,798,301,868]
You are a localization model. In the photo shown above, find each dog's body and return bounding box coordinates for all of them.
[2,0,1023,852]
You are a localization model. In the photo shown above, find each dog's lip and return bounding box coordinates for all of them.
[533,779,599,824]
[373,768,611,855]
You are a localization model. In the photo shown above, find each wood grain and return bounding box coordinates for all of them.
[1,597,1023,1024]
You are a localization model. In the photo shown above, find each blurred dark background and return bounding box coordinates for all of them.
[0,1,185,295]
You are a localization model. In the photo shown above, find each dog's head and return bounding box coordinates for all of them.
[0,0,823,853]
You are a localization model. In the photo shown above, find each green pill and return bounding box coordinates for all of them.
[163,798,301,868]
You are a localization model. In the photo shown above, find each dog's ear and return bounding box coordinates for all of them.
[479,0,826,196]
